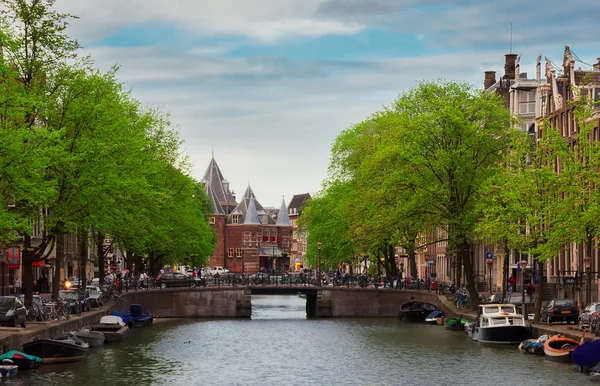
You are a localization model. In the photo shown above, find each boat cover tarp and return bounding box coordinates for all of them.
[425,310,444,320]
[573,340,600,368]
[0,350,43,363]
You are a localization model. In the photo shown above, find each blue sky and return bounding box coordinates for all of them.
[56,0,600,207]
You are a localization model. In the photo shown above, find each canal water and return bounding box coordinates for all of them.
[9,295,596,385]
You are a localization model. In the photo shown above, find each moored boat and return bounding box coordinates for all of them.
[518,335,549,355]
[0,359,18,378]
[470,304,532,344]
[424,310,444,325]
[22,336,89,364]
[572,338,600,372]
[543,335,580,362]
[114,304,153,328]
[72,328,106,347]
[397,301,438,322]
[90,315,130,343]
[444,317,468,331]
[0,350,42,370]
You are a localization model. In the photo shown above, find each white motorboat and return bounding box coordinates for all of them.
[90,315,130,343]
[469,304,532,344]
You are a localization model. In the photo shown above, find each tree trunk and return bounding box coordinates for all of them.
[79,228,87,291]
[461,241,479,309]
[534,259,544,322]
[97,234,105,285]
[22,233,34,307]
[53,235,64,301]
[502,240,509,302]
[455,253,462,288]
[408,251,417,279]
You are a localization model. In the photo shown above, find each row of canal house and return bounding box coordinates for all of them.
[408,46,600,306]
[202,156,310,273]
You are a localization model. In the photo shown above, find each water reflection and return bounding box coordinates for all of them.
[251,295,306,320]
[10,296,595,386]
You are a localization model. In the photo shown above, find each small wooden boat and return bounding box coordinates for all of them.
[72,328,106,347]
[22,336,89,364]
[0,359,18,378]
[397,301,438,322]
[572,339,600,373]
[444,317,467,330]
[543,335,580,362]
[0,350,43,370]
[90,315,130,343]
[424,310,444,325]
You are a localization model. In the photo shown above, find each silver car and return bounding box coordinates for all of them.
[579,302,600,329]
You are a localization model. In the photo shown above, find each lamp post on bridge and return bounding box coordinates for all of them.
[317,242,322,287]
[520,260,528,316]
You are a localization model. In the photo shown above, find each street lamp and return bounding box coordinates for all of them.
[521,260,528,315]
[584,256,592,307]
[487,259,493,294]
[241,243,246,277]
[317,242,322,287]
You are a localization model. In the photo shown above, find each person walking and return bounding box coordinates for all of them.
[13,275,21,295]
[526,282,536,303]
[509,274,516,293]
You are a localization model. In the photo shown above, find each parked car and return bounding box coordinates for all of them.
[507,294,535,314]
[206,266,230,276]
[59,289,86,315]
[0,296,27,328]
[156,272,196,288]
[86,285,103,307]
[541,298,579,324]
[579,302,600,329]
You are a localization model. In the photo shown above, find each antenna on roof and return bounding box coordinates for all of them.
[509,23,513,54]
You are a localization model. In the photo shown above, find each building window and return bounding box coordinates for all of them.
[228,248,234,257]
[232,215,239,224]
[236,248,242,257]
[264,230,270,242]
[209,217,215,224]
[519,91,535,114]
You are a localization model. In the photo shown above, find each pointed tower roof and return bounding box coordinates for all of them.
[276,197,291,226]
[244,196,261,224]
[204,182,225,214]
[202,156,237,214]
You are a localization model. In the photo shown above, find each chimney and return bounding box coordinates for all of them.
[503,54,518,80]
[484,71,496,89]
[594,57,600,71]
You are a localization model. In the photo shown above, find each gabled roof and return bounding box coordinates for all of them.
[202,156,237,213]
[276,197,291,226]
[288,193,311,214]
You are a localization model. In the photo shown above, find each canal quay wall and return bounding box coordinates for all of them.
[0,303,119,352]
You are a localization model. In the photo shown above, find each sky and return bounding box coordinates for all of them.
[53,0,600,208]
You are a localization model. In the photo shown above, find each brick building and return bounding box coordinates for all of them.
[202,156,293,273]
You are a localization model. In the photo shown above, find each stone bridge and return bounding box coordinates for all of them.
[120,287,446,318]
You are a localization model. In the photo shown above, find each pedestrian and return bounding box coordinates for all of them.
[13,275,21,295]
[509,274,516,293]
[192,269,197,278]
[526,282,535,303]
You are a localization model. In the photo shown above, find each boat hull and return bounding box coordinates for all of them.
[543,336,579,362]
[22,339,88,364]
[0,365,18,378]
[473,326,532,344]
[90,325,129,343]
[72,331,105,347]
[398,302,438,322]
